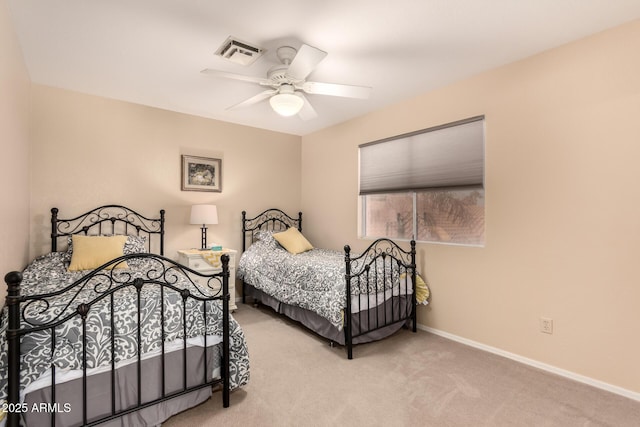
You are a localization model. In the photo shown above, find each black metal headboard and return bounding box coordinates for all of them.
[241,209,302,252]
[51,205,166,255]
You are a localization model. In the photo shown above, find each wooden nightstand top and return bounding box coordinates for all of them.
[176,248,237,311]
[178,248,237,256]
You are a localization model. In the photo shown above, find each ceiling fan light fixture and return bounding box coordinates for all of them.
[269,92,304,117]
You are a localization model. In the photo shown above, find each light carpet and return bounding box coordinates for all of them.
[163,304,640,426]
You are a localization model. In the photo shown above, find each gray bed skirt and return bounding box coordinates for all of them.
[22,343,221,426]
[244,284,408,346]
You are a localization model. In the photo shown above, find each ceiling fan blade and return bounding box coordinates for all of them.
[227,89,277,111]
[285,44,327,81]
[301,81,372,99]
[201,69,272,86]
[297,93,317,121]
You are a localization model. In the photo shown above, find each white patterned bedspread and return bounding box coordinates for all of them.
[0,252,250,408]
[237,231,415,329]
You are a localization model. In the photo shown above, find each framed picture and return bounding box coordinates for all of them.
[181,155,222,192]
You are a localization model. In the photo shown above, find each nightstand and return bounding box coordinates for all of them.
[177,248,238,311]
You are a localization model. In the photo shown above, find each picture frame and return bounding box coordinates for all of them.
[181,155,222,192]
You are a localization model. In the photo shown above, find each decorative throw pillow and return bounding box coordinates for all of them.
[68,235,129,271]
[401,272,431,304]
[122,235,148,254]
[415,274,430,304]
[253,230,279,249]
[67,234,147,254]
[272,227,313,254]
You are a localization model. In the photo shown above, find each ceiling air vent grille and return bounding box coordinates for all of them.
[215,36,264,66]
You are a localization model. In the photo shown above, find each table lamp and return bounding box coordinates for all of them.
[190,204,218,250]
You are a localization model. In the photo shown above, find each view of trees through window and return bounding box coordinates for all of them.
[362,189,485,245]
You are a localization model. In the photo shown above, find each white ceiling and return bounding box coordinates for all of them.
[7,1,640,136]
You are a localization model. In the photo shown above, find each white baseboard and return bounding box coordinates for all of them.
[418,324,640,402]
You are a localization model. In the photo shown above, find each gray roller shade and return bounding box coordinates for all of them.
[359,116,484,195]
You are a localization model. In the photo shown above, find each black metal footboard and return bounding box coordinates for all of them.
[4,253,230,427]
[344,239,417,359]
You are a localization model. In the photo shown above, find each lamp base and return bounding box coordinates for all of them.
[200,225,208,250]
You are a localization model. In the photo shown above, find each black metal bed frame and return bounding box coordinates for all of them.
[50,204,166,255]
[241,208,417,359]
[4,205,231,426]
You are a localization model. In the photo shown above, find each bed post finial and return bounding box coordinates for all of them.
[298,212,302,232]
[5,271,23,427]
[51,207,59,252]
[241,211,248,252]
[160,209,166,256]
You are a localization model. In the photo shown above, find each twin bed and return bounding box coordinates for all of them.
[1,205,249,427]
[238,209,428,359]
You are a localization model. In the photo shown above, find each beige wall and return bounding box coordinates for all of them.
[6,0,640,397]
[29,85,301,298]
[0,0,31,298]
[302,20,640,394]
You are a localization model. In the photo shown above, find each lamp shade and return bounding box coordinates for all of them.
[190,204,218,225]
[269,93,304,117]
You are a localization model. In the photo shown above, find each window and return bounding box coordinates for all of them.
[359,116,485,246]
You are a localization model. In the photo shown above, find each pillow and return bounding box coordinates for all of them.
[67,234,147,255]
[415,274,430,305]
[252,230,280,249]
[272,227,313,254]
[401,272,430,305]
[122,235,147,254]
[68,235,129,271]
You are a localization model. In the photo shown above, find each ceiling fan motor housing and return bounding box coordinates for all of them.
[267,65,291,84]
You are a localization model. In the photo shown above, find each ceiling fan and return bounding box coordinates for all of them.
[201,44,372,120]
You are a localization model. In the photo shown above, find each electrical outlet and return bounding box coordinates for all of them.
[540,317,553,334]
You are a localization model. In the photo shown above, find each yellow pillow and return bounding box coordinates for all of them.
[401,272,430,304]
[68,235,129,271]
[415,274,430,304]
[272,227,313,254]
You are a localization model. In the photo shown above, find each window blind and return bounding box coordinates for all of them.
[359,116,485,195]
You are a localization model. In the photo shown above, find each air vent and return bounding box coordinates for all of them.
[215,36,264,66]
